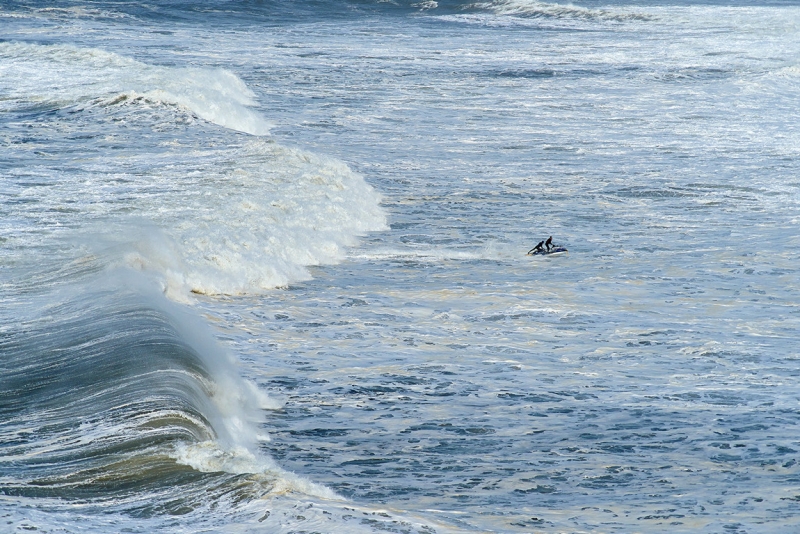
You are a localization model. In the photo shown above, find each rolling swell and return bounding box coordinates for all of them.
[0,272,275,514]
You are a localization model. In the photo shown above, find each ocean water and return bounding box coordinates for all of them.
[2,1,800,532]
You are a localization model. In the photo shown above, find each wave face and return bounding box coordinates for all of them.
[0,275,253,507]
[0,271,404,532]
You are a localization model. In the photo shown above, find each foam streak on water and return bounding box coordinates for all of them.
[2,1,800,533]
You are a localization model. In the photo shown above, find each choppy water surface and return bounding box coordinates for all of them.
[2,1,800,532]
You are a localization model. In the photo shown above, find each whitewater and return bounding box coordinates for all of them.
[2,1,800,532]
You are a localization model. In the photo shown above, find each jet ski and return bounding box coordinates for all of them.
[527,246,568,256]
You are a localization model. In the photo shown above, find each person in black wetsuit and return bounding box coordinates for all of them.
[528,240,545,255]
[545,236,553,251]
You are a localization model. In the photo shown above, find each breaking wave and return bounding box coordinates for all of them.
[465,0,651,22]
[0,41,388,298]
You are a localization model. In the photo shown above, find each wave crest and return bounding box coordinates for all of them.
[0,41,271,135]
[466,0,650,22]
[0,277,264,500]
[112,139,388,297]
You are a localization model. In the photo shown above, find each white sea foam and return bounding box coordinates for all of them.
[349,247,486,262]
[0,42,271,135]
[349,242,518,262]
[112,140,388,297]
[1,41,388,297]
[170,441,341,500]
[413,1,439,10]
[467,0,649,21]
[0,494,460,534]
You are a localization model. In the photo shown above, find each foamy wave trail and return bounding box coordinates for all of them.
[465,0,650,22]
[115,140,388,298]
[0,41,270,135]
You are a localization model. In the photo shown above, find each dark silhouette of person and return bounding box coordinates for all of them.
[545,236,553,251]
[528,240,545,255]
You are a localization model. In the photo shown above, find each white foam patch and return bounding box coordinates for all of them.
[412,1,439,10]
[110,140,387,297]
[765,64,800,82]
[466,0,649,22]
[0,41,271,135]
[170,441,340,500]
[248,499,467,534]
[350,247,485,262]
[0,494,464,534]
[349,241,528,262]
